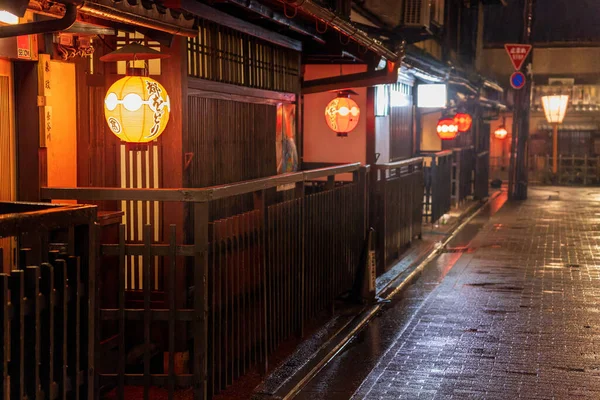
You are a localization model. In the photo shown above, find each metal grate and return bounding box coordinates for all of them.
[187,20,301,93]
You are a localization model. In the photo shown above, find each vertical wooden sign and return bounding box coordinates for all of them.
[38,54,52,147]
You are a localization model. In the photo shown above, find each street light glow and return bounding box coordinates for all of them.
[0,11,18,24]
[541,95,569,124]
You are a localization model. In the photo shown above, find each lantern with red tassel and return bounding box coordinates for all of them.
[437,118,459,140]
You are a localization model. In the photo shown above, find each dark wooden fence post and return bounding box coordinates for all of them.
[194,202,209,399]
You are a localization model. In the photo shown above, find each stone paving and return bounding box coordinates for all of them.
[351,189,600,399]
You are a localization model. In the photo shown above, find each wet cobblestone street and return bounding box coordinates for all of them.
[297,188,600,399]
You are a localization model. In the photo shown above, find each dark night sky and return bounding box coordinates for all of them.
[484,0,600,44]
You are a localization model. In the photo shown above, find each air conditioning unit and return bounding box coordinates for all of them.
[401,0,431,29]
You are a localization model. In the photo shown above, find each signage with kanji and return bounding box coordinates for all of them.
[504,44,532,71]
[16,35,31,60]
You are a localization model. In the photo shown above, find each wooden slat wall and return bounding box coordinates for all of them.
[119,144,162,290]
[188,20,300,93]
[389,83,414,161]
[186,96,277,220]
[0,75,14,272]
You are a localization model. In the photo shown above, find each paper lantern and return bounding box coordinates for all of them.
[104,76,171,143]
[453,112,472,132]
[494,126,508,140]
[437,118,459,140]
[325,94,360,137]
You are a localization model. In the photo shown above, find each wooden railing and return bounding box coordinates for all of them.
[451,147,475,206]
[42,163,368,399]
[491,154,600,186]
[0,201,96,400]
[422,151,453,224]
[474,151,490,200]
[372,157,424,275]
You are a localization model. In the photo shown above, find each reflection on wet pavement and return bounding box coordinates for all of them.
[298,187,600,398]
[294,193,508,400]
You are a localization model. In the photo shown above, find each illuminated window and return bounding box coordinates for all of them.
[390,83,411,108]
[116,31,162,75]
[417,84,447,108]
[375,85,389,116]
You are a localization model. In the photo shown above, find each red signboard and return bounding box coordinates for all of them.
[504,44,532,71]
[16,35,31,60]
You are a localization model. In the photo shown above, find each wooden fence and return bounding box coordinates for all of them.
[42,163,367,399]
[474,151,490,200]
[491,154,600,186]
[451,146,475,206]
[422,151,453,224]
[372,157,424,275]
[0,201,96,400]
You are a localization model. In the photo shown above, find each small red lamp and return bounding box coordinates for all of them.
[325,90,360,137]
[453,112,472,132]
[494,126,508,140]
[437,118,459,140]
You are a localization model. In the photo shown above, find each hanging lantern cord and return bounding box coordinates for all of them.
[283,2,298,18]
[339,32,350,45]
[316,20,327,34]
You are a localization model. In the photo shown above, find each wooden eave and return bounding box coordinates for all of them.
[27,0,197,37]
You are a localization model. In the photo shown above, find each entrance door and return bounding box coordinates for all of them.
[0,60,15,271]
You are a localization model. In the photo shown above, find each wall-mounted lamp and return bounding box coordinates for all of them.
[437,118,459,140]
[101,43,171,144]
[325,90,360,137]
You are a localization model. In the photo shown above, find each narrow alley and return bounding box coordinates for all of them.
[297,188,600,399]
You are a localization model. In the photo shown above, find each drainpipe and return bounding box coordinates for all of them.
[0,0,197,39]
[0,1,78,38]
[78,1,197,38]
[280,0,398,61]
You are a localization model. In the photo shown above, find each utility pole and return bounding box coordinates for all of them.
[509,0,536,200]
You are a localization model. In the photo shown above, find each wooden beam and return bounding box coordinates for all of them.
[178,0,303,51]
[302,64,399,94]
[41,163,362,203]
[188,77,296,104]
[227,0,325,45]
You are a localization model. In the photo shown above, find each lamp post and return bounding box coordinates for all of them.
[541,94,569,175]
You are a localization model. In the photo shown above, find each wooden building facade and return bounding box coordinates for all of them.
[0,0,505,398]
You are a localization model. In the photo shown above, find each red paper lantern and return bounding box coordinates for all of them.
[453,112,473,132]
[325,93,360,137]
[494,126,508,140]
[437,118,459,140]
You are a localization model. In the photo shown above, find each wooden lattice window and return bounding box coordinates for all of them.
[187,20,301,93]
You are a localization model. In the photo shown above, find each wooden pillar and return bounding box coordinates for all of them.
[15,61,45,202]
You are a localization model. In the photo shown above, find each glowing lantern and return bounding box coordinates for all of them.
[104,76,171,143]
[453,112,472,132]
[325,92,360,137]
[437,118,459,140]
[494,126,508,140]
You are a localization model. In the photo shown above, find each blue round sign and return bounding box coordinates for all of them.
[510,72,526,90]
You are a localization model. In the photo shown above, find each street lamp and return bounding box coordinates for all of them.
[541,94,569,175]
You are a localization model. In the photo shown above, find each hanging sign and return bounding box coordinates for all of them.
[510,71,526,90]
[16,35,31,60]
[505,44,532,71]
